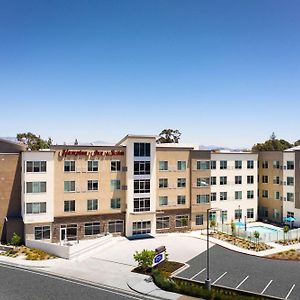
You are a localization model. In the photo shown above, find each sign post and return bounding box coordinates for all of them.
[152,246,166,267]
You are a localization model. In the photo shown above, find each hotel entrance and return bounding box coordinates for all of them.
[60,224,78,242]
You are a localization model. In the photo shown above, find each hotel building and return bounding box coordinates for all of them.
[20,135,259,243]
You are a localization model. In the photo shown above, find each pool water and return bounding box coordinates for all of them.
[246,226,281,234]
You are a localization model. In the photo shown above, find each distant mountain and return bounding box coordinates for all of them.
[198,145,246,151]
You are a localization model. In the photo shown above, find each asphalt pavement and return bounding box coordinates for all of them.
[177,245,300,300]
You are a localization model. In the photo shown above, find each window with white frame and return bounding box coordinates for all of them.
[220,176,227,185]
[159,160,168,171]
[287,177,294,186]
[132,221,151,235]
[262,190,268,198]
[111,180,120,190]
[108,220,124,233]
[273,176,280,184]
[85,222,100,235]
[247,208,254,219]
[88,180,98,191]
[159,178,168,188]
[87,199,98,211]
[210,192,216,202]
[247,160,254,169]
[262,161,268,168]
[111,160,121,172]
[134,161,150,175]
[210,176,216,185]
[287,161,294,170]
[88,160,98,172]
[273,160,280,169]
[156,217,169,229]
[235,160,242,169]
[34,226,50,240]
[177,178,186,188]
[177,195,186,205]
[247,175,254,184]
[111,198,121,209]
[134,197,150,212]
[64,200,75,212]
[220,192,227,201]
[195,214,204,225]
[175,215,189,227]
[134,143,150,157]
[274,191,280,200]
[177,161,186,171]
[235,191,242,200]
[210,161,216,169]
[26,161,47,173]
[64,181,75,192]
[235,176,242,184]
[197,194,209,204]
[197,177,210,187]
[64,160,75,172]
[197,161,210,170]
[134,179,150,193]
[26,202,46,214]
[247,190,254,199]
[220,160,227,169]
[235,209,242,220]
[287,193,294,202]
[26,182,47,193]
[262,175,268,184]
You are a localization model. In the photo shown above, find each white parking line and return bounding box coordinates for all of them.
[235,276,249,289]
[261,280,273,295]
[213,272,227,285]
[285,284,295,299]
[190,268,206,280]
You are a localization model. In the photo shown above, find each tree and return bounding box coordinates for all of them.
[252,133,292,151]
[133,249,156,271]
[157,129,181,144]
[283,225,289,243]
[230,220,236,237]
[17,132,52,150]
[10,232,21,246]
[294,140,300,146]
[210,219,216,233]
[253,230,260,244]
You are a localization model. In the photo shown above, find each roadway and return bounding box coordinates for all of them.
[177,245,300,299]
[0,262,157,300]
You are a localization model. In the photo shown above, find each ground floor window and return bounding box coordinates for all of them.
[34,226,50,240]
[247,208,254,219]
[156,217,169,229]
[84,222,100,236]
[60,224,77,240]
[234,209,242,220]
[287,211,295,218]
[132,221,151,235]
[209,211,216,221]
[108,220,124,233]
[195,214,203,225]
[175,215,189,228]
[221,210,227,222]
[273,209,280,219]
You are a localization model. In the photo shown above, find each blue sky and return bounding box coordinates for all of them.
[0,0,299,148]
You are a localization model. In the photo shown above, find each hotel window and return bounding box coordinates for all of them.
[88,160,98,172]
[262,161,268,168]
[64,181,75,192]
[108,220,124,233]
[111,180,120,190]
[235,176,242,184]
[247,160,254,169]
[273,160,280,169]
[210,176,216,185]
[159,161,168,171]
[64,200,75,212]
[134,143,150,157]
[287,212,295,218]
[156,217,170,229]
[247,176,254,184]
[235,160,242,169]
[274,191,280,200]
[132,221,151,235]
[220,176,227,185]
[247,190,254,199]
[26,161,47,173]
[195,214,204,225]
[235,209,242,220]
[177,161,186,171]
[26,181,47,193]
[177,195,186,205]
[85,222,100,236]
[210,160,216,169]
[134,179,150,193]
[159,178,168,188]
[273,209,280,219]
[111,160,121,172]
[220,192,227,201]
[273,176,280,184]
[210,192,216,202]
[221,211,228,222]
[159,196,168,206]
[287,161,294,170]
[64,160,75,172]
[175,215,189,228]
[235,191,242,200]
[34,226,50,240]
[287,177,294,186]
[247,208,254,219]
[87,199,98,211]
[262,176,268,184]
[262,207,269,218]
[134,161,150,175]
[262,190,268,198]
[177,178,186,188]
[197,161,210,170]
[111,198,121,209]
[287,193,294,202]
[26,202,46,214]
[88,180,98,191]
[197,194,209,204]
[134,197,150,212]
[197,177,210,187]
[220,160,227,170]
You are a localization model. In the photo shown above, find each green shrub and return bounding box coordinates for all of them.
[133,249,155,271]
[10,232,21,246]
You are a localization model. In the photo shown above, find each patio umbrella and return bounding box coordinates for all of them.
[284,216,296,222]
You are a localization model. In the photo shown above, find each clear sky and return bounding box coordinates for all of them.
[1,0,299,148]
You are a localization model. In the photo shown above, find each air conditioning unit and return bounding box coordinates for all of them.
[122,185,128,190]
[76,188,81,193]
[122,166,128,172]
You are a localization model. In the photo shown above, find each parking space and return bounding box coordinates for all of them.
[177,245,300,299]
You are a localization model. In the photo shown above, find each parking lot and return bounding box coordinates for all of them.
[177,245,300,300]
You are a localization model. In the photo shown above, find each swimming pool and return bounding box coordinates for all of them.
[246,225,281,235]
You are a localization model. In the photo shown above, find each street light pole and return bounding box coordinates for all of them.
[238,205,241,223]
[205,208,211,291]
